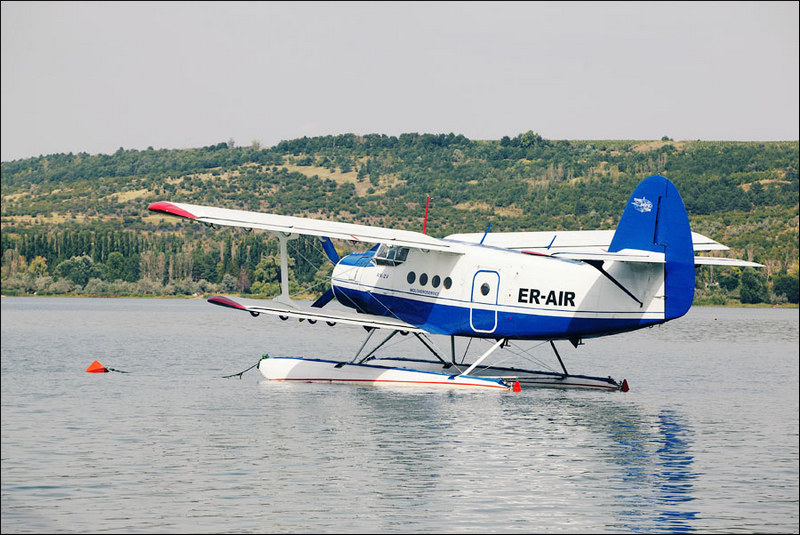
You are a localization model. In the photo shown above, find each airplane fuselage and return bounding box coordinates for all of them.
[331,242,667,340]
[147,174,763,369]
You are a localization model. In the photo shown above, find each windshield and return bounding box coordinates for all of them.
[373,245,409,266]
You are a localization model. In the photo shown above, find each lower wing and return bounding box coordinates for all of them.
[207,295,425,333]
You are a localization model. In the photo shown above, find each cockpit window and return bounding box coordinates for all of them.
[373,245,410,266]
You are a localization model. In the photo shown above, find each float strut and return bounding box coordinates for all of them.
[358,330,401,363]
[351,328,377,363]
[460,338,507,376]
[550,340,569,376]
[413,333,450,365]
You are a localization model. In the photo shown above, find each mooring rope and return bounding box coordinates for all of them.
[222,356,265,379]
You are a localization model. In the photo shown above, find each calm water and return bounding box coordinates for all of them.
[1,297,798,533]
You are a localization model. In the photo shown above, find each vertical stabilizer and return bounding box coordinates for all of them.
[609,175,694,320]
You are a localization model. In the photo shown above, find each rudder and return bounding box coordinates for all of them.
[609,175,694,320]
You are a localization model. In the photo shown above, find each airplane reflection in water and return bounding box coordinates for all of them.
[341,388,700,533]
[599,405,698,532]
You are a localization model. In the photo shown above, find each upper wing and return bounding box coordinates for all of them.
[150,201,440,331]
[447,229,763,267]
[207,295,425,333]
[149,201,464,254]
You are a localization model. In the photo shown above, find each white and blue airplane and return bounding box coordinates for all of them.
[149,174,761,391]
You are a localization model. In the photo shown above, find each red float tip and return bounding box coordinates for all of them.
[86,360,108,373]
[513,381,521,392]
[620,379,629,392]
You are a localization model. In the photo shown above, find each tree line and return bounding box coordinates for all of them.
[1,132,797,304]
[1,227,330,298]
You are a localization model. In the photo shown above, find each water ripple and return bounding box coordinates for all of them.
[2,298,798,533]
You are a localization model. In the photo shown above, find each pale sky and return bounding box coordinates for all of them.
[1,1,798,161]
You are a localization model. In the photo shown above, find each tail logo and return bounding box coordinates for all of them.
[632,196,653,213]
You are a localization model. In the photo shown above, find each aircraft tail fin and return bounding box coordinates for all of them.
[609,175,694,320]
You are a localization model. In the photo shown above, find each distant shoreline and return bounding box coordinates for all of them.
[2,292,796,308]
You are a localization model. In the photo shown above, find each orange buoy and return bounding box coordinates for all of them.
[620,379,629,392]
[86,360,108,373]
[513,381,521,392]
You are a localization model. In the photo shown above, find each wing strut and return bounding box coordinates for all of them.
[275,232,299,304]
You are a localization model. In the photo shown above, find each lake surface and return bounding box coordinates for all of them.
[1,297,798,533]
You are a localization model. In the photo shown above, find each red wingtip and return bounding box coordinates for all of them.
[621,379,629,392]
[148,201,197,219]
[208,295,247,310]
[513,380,521,392]
[86,360,108,373]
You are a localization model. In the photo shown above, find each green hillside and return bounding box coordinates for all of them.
[2,132,798,304]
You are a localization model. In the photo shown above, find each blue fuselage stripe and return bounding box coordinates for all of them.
[332,285,662,339]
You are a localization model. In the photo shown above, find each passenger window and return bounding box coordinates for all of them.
[432,275,441,288]
[419,273,428,286]
[443,277,452,289]
[407,272,416,284]
[480,283,490,296]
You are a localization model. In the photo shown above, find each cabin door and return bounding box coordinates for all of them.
[470,270,499,333]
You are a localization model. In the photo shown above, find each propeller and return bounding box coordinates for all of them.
[312,237,340,308]
[320,236,340,264]
[311,288,335,308]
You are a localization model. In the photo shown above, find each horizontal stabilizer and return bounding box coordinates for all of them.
[549,248,666,264]
[207,295,425,333]
[447,229,729,253]
[694,256,764,268]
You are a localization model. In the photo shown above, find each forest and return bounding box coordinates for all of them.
[1,132,798,305]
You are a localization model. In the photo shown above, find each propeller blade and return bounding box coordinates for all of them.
[320,237,340,264]
[311,288,335,308]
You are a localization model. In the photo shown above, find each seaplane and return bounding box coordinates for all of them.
[148,174,761,392]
